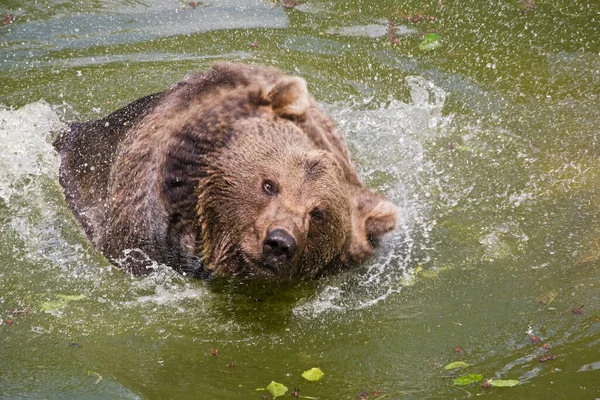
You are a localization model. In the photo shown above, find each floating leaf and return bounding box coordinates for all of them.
[267,381,288,398]
[414,264,439,279]
[402,274,417,287]
[87,371,103,385]
[419,32,441,51]
[536,291,557,305]
[453,373,483,386]
[40,301,65,312]
[489,379,520,387]
[437,265,454,273]
[57,294,87,301]
[444,361,471,371]
[419,270,439,279]
[302,367,325,381]
[41,294,87,314]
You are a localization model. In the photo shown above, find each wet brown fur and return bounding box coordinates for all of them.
[55,63,398,279]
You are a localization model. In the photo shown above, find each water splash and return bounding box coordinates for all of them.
[0,76,451,321]
[0,101,62,201]
[294,76,451,317]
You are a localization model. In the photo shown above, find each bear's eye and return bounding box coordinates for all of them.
[310,208,325,224]
[262,180,278,196]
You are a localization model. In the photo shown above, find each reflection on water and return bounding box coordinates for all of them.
[1,0,286,67]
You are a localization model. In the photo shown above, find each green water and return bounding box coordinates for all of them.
[1,0,599,398]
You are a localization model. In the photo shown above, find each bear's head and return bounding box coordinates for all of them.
[198,128,398,279]
[184,66,398,278]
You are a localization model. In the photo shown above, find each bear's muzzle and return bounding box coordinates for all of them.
[262,228,298,268]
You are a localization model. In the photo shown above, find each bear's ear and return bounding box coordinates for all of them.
[364,198,398,237]
[259,76,310,119]
[347,188,398,262]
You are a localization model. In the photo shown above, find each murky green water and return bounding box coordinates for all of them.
[1,0,599,398]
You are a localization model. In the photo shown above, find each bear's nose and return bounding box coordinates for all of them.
[262,229,297,266]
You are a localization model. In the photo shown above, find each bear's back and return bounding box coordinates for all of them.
[55,93,162,245]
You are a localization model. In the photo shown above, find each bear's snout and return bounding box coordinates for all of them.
[262,229,298,267]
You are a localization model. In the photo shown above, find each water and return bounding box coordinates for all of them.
[1,0,599,398]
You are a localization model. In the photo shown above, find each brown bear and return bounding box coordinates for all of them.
[55,63,398,279]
